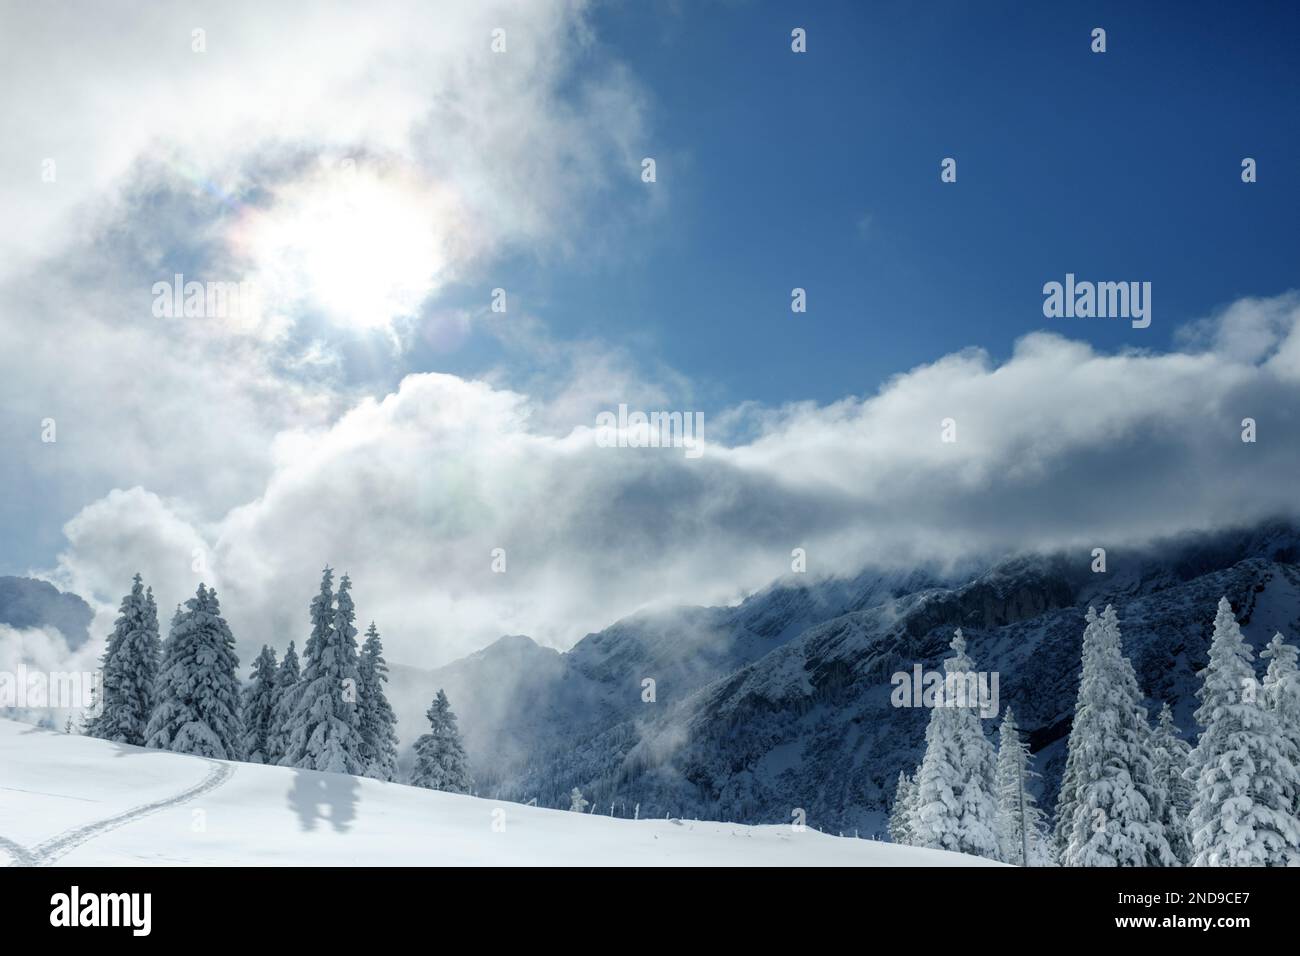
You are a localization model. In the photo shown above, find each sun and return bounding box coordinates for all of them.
[236,163,454,331]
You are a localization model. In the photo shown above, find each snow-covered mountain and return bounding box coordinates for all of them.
[392,522,1300,835]
[0,718,995,866]
[386,565,950,794]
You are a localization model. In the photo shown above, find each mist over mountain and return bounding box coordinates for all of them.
[390,521,1300,833]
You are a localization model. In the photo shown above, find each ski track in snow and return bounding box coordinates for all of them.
[0,759,236,866]
[0,836,36,866]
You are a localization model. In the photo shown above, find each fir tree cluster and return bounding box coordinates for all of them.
[83,568,473,793]
[889,599,1300,865]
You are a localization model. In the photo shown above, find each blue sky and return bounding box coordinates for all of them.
[419,0,1300,409]
[2,0,1298,665]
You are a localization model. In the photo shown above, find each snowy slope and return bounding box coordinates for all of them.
[0,719,996,867]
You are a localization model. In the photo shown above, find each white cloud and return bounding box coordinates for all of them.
[1176,291,1300,377]
[0,0,645,286]
[40,292,1300,669]
[48,488,215,638]
[0,624,102,728]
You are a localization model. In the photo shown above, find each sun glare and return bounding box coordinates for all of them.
[237,164,451,331]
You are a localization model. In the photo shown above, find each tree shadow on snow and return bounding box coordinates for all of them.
[288,769,360,834]
[83,735,195,763]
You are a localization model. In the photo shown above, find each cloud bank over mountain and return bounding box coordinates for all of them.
[39,291,1300,666]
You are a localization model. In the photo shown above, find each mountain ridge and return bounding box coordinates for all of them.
[391,521,1300,834]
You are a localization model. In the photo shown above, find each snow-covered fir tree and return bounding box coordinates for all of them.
[280,569,366,774]
[263,640,300,765]
[1261,631,1300,817]
[83,574,161,746]
[888,770,917,845]
[1186,598,1300,866]
[569,787,589,813]
[994,708,1052,865]
[410,688,472,793]
[357,622,399,782]
[1150,702,1194,864]
[239,645,279,764]
[144,583,244,760]
[911,629,1002,860]
[1053,606,1102,857]
[1060,605,1174,867]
